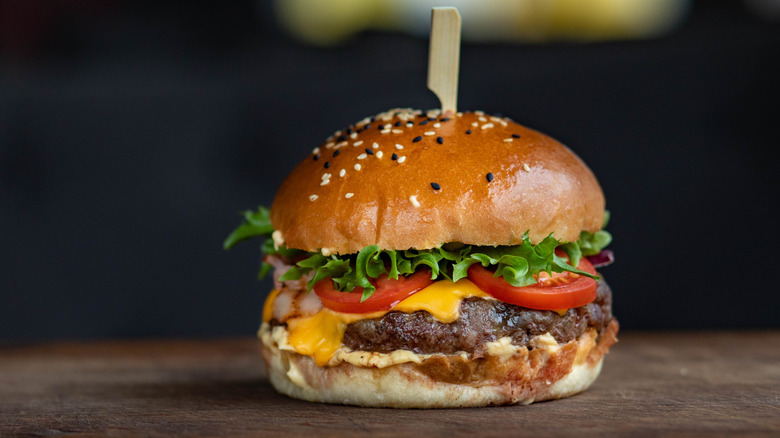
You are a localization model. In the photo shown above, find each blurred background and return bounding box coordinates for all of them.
[1,0,779,341]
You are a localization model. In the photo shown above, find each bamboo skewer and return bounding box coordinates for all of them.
[427,7,462,114]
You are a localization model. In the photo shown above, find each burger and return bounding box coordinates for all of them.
[225,108,617,408]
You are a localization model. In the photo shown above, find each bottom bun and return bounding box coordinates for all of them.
[259,319,618,408]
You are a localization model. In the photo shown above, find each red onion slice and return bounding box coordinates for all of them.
[586,249,614,268]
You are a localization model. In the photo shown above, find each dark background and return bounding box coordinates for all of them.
[1,1,778,341]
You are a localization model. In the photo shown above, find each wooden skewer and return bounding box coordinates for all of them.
[427,7,461,114]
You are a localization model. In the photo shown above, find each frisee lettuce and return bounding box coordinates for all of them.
[224,206,612,301]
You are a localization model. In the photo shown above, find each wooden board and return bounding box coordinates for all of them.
[1,332,778,437]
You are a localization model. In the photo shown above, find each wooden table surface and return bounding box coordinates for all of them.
[1,331,778,437]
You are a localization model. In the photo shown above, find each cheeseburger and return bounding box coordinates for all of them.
[225,108,617,408]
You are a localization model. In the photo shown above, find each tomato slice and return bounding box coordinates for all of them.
[466,256,598,311]
[313,270,434,314]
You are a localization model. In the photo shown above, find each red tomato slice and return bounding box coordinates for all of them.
[313,270,434,314]
[467,256,598,311]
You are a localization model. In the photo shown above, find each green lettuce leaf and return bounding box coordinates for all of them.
[223,206,304,279]
[225,206,612,300]
[223,207,273,250]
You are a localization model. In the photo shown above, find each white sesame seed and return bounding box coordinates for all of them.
[354,163,362,171]
[398,156,406,163]
[372,142,379,149]
[381,129,391,134]
[321,248,332,256]
[313,147,320,154]
[357,153,367,160]
[479,116,487,122]
[272,230,284,250]
[325,142,335,149]
[349,132,357,139]
[475,110,485,116]
[472,122,478,127]
[409,195,420,208]
[433,123,441,128]
[481,123,495,130]
[500,120,508,126]
[322,173,331,180]
[406,122,414,127]
[523,163,531,172]
[309,194,318,201]
[503,138,514,142]
[320,179,330,186]
[392,129,403,134]
[395,144,404,150]
[424,131,435,136]
[456,112,463,117]
[384,124,392,129]
[353,140,363,147]
[490,116,502,122]
[345,193,354,199]
[376,151,383,158]
[336,141,348,148]
[339,169,346,177]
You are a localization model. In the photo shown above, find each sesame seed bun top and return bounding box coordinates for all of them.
[270,108,605,254]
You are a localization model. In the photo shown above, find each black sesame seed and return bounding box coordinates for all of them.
[346,128,353,134]
[420,120,429,126]
[369,117,376,122]
[428,117,436,121]
[337,135,347,141]
[365,148,374,155]
[440,118,450,122]
[313,154,320,161]
[392,153,399,160]
[333,150,341,157]
[512,134,520,138]
[324,162,330,168]
[486,172,494,182]
[413,136,422,142]
[377,124,383,130]
[394,121,402,127]
[466,129,472,134]
[436,136,444,144]
[364,124,371,130]
[431,182,441,190]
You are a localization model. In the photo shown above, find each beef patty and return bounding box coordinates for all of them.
[341,279,614,355]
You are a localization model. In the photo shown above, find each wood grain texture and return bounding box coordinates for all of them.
[1,332,778,437]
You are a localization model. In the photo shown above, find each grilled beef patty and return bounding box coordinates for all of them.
[341,279,614,355]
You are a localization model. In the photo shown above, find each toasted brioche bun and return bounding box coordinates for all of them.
[260,319,619,408]
[270,109,604,254]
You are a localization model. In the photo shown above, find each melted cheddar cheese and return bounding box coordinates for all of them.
[391,278,489,323]
[266,279,491,366]
[286,309,384,367]
[262,288,282,323]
